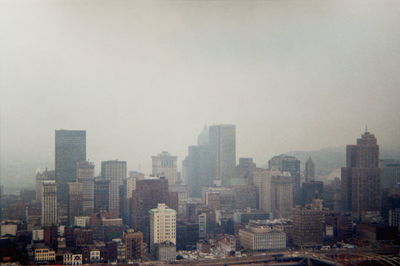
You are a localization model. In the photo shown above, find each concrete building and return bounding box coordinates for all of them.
[239,221,286,251]
[35,169,55,203]
[154,241,176,261]
[305,157,315,182]
[76,161,95,215]
[380,159,400,189]
[208,124,236,186]
[101,160,127,217]
[55,130,86,204]
[34,248,56,263]
[149,203,176,254]
[341,131,381,219]
[94,178,110,212]
[41,180,58,226]
[292,200,325,247]
[271,173,293,219]
[152,151,178,185]
[67,182,83,225]
[268,155,301,205]
[123,229,144,261]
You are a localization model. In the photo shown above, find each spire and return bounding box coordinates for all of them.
[365,124,368,133]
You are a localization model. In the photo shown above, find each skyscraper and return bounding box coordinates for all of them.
[149,203,176,253]
[152,151,178,185]
[101,160,127,217]
[94,178,110,213]
[41,180,58,226]
[305,157,315,182]
[271,174,294,219]
[67,182,83,225]
[55,130,86,204]
[186,145,212,197]
[341,131,381,218]
[268,154,301,205]
[76,161,95,215]
[208,124,236,185]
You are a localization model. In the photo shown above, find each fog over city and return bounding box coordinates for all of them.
[1,1,400,185]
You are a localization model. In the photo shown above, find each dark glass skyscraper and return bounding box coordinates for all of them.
[55,130,86,204]
[341,131,381,218]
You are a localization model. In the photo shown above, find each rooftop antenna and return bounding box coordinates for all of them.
[365,124,368,133]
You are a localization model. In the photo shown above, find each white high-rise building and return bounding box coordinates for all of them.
[41,180,58,226]
[208,124,236,185]
[152,151,178,185]
[101,160,127,216]
[149,203,176,253]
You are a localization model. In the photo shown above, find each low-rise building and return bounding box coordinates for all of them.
[34,248,56,263]
[239,221,286,251]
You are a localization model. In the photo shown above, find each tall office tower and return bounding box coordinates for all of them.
[67,182,83,225]
[152,151,178,185]
[35,169,55,203]
[76,161,94,215]
[271,173,294,219]
[94,178,110,213]
[186,145,212,197]
[268,154,301,205]
[292,199,325,247]
[41,180,58,226]
[208,124,236,185]
[131,178,178,241]
[380,159,400,189]
[305,157,315,182]
[341,131,381,218]
[101,160,127,217]
[149,203,176,253]
[55,130,86,204]
[123,229,144,260]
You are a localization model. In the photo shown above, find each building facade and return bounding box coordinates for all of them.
[208,124,236,186]
[76,161,95,215]
[341,131,381,218]
[149,203,176,254]
[41,180,58,226]
[152,151,178,185]
[101,160,127,217]
[55,130,86,204]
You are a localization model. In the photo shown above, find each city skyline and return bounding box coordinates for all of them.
[1,1,400,186]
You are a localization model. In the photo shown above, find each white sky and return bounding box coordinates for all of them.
[1,0,399,177]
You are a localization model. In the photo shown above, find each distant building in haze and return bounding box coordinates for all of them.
[341,131,381,218]
[101,160,127,217]
[55,130,86,204]
[36,169,55,203]
[152,151,178,185]
[67,182,83,225]
[268,154,301,205]
[76,161,95,215]
[305,157,315,182]
[208,124,236,186]
[94,178,110,213]
[41,180,58,226]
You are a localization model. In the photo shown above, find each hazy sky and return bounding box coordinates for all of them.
[1,0,400,179]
